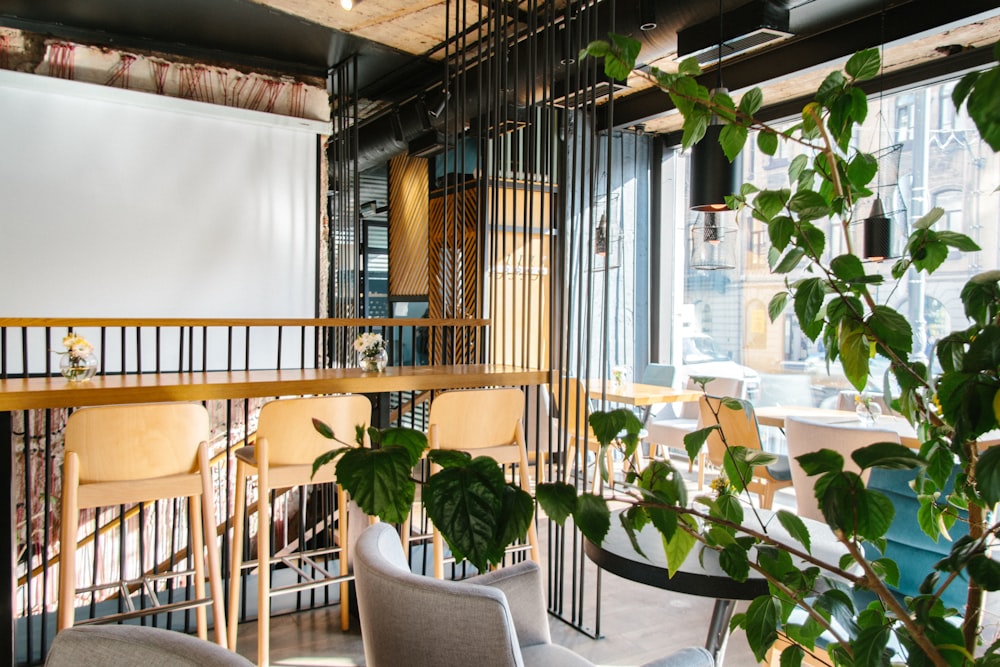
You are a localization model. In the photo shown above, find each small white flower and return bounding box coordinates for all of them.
[354,332,385,358]
[60,333,94,360]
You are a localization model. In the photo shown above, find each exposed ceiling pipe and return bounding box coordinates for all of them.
[348,0,714,172]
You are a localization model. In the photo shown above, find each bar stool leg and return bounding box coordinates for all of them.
[337,485,349,631]
[198,442,228,648]
[58,452,81,632]
[227,459,247,652]
[189,495,209,641]
[257,439,271,667]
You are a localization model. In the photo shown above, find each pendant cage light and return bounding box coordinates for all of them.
[690,210,738,270]
[593,193,620,268]
[854,143,906,261]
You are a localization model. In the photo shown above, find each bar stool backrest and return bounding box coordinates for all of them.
[257,394,372,469]
[428,387,524,461]
[65,402,206,497]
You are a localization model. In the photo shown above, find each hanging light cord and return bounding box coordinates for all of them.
[876,0,886,191]
[717,0,724,89]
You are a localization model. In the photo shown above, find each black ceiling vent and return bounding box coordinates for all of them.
[677,0,792,66]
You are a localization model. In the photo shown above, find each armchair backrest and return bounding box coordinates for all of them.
[865,467,969,612]
[354,523,524,667]
[785,417,899,522]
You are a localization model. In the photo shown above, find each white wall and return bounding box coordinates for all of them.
[0,70,322,319]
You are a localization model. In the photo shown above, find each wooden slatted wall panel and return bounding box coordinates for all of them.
[388,155,429,297]
[428,184,480,363]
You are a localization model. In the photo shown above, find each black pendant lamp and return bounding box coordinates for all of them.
[688,0,739,269]
[690,0,738,211]
[690,112,738,211]
[863,197,892,261]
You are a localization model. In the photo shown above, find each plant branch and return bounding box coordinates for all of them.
[841,536,949,667]
[664,502,856,657]
[639,499,864,584]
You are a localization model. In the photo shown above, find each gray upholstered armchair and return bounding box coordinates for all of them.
[355,523,714,667]
[45,625,253,667]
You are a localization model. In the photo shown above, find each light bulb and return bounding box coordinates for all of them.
[340,0,353,9]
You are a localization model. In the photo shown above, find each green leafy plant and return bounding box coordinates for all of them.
[533,35,1000,667]
[311,420,534,572]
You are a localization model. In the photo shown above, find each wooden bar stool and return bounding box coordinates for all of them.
[427,388,540,579]
[228,394,371,667]
[59,402,227,647]
[550,378,613,493]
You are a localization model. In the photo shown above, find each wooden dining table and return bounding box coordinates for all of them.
[587,381,702,425]
[0,363,548,663]
[755,405,1000,449]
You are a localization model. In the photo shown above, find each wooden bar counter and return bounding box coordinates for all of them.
[0,363,548,664]
[0,364,548,411]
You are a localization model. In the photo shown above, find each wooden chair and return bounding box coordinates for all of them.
[228,394,371,667]
[785,416,899,522]
[699,394,792,509]
[647,377,743,488]
[427,388,540,579]
[59,403,227,647]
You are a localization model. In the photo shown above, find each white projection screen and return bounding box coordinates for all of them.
[0,70,327,371]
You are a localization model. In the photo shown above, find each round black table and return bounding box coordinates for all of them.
[585,509,848,665]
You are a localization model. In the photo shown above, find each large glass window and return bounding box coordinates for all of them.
[677,73,999,407]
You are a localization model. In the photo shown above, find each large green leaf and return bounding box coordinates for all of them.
[755,189,791,222]
[379,427,429,462]
[845,48,881,81]
[830,254,866,282]
[821,473,894,542]
[575,493,612,545]
[336,445,419,524]
[838,317,871,392]
[757,129,779,156]
[798,224,827,260]
[815,71,846,105]
[961,271,1000,326]
[536,482,577,525]
[589,33,640,81]
[964,56,1000,151]
[719,543,751,582]
[776,509,812,554]
[866,305,913,357]
[744,596,781,662]
[739,87,764,117]
[589,407,642,450]
[684,425,716,463]
[311,445,350,478]
[768,291,790,323]
[976,446,1000,507]
[937,371,1000,443]
[797,449,844,476]
[497,484,535,553]
[968,555,1000,591]
[768,216,796,251]
[851,442,926,471]
[793,277,826,341]
[787,190,831,222]
[664,514,698,577]
[853,625,891,667]
[722,446,755,494]
[846,151,878,190]
[424,456,508,570]
[720,123,748,162]
[965,325,1000,371]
